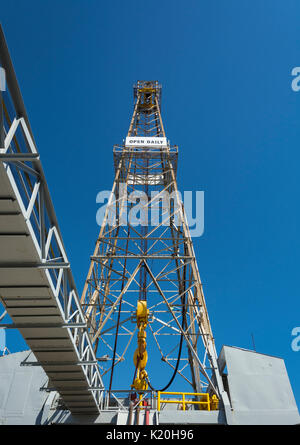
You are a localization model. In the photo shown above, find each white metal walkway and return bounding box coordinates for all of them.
[0,27,103,415]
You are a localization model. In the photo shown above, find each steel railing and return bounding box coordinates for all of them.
[157,391,219,411]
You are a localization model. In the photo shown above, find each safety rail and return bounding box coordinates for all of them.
[157,391,218,411]
[103,389,155,411]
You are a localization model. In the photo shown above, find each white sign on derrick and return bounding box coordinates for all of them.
[125,137,167,148]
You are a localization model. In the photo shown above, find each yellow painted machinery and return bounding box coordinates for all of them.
[132,300,149,391]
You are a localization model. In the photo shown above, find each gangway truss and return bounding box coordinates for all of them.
[0,25,103,415]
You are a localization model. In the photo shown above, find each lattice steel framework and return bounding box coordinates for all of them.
[0,25,103,413]
[81,81,227,403]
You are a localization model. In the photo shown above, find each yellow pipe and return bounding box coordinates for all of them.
[159,392,208,396]
[207,394,210,411]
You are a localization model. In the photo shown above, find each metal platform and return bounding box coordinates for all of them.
[1,347,299,425]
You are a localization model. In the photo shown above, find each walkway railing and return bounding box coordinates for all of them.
[0,28,104,412]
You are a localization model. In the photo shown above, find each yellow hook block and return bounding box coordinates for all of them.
[136,300,149,322]
[132,301,149,391]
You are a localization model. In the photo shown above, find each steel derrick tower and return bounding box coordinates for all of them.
[0,23,299,424]
[81,81,226,404]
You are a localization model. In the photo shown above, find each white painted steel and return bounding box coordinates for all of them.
[0,117,103,414]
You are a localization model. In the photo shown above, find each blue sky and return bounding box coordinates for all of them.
[1,0,300,409]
